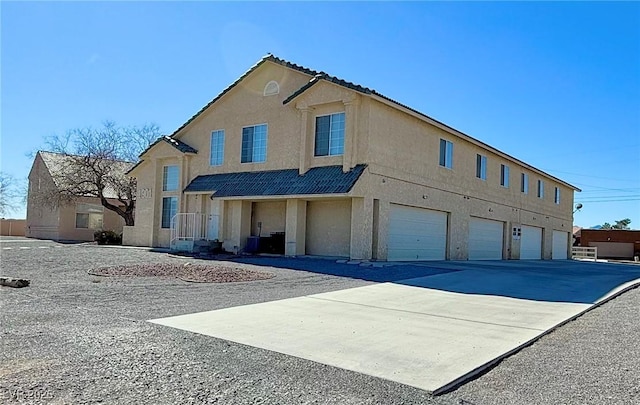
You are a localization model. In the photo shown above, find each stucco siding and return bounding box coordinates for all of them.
[306,200,351,257]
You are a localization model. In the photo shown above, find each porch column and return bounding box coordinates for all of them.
[228,200,251,253]
[285,199,307,256]
[350,197,373,260]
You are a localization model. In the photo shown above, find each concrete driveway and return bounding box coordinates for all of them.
[150,259,640,394]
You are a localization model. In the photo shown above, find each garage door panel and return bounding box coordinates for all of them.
[469,218,504,260]
[552,230,568,260]
[388,205,447,261]
[520,225,542,260]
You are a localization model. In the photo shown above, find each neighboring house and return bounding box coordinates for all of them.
[26,151,127,241]
[579,229,640,260]
[572,226,582,246]
[124,54,579,261]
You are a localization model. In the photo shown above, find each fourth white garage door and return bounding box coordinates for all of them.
[468,218,504,260]
[387,204,447,261]
[520,225,542,260]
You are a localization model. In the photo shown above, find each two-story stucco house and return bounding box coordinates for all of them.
[124,55,579,261]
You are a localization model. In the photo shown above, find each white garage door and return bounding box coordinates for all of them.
[552,230,569,260]
[469,218,504,260]
[589,242,634,259]
[520,225,542,260]
[387,204,447,261]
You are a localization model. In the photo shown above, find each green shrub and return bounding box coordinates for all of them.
[94,230,123,245]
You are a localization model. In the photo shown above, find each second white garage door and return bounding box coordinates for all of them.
[469,218,504,260]
[520,225,542,260]
[387,204,448,261]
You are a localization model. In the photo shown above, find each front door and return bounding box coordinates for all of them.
[208,199,221,241]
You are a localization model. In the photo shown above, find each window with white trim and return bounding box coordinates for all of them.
[554,187,560,204]
[161,197,178,229]
[500,164,509,188]
[210,130,225,166]
[521,173,529,194]
[537,179,544,199]
[75,203,103,229]
[315,112,345,156]
[476,154,487,180]
[439,139,453,169]
[241,124,268,163]
[162,165,179,191]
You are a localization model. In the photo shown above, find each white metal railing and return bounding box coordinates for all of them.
[572,246,598,260]
[170,213,207,245]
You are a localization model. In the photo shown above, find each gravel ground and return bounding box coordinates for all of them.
[1,239,639,404]
[89,263,275,283]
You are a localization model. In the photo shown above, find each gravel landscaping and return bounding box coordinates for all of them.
[89,263,275,283]
[1,239,639,404]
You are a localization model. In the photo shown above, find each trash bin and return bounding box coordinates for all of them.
[246,236,260,253]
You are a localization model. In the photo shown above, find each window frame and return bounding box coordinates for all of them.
[75,202,104,230]
[537,179,544,199]
[554,187,561,204]
[500,164,510,188]
[521,173,529,194]
[241,123,268,164]
[439,139,453,169]
[210,129,225,166]
[161,196,178,229]
[476,154,487,180]
[162,165,179,192]
[314,112,345,157]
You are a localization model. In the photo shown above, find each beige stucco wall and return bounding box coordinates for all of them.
[1,219,26,236]
[306,199,352,257]
[125,59,575,259]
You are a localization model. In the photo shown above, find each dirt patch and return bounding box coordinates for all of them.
[89,263,275,283]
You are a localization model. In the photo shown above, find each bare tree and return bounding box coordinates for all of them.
[40,121,160,226]
[0,172,18,216]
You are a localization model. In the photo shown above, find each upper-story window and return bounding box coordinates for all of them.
[210,130,225,166]
[162,165,179,191]
[439,139,453,169]
[315,112,345,156]
[500,164,510,188]
[476,154,487,180]
[241,124,268,163]
[537,179,544,199]
[554,187,561,204]
[521,173,529,194]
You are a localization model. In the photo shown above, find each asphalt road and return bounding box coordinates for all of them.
[1,237,639,404]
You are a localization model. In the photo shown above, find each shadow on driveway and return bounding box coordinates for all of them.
[230,256,640,305]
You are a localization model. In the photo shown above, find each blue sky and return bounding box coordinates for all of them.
[2,2,639,228]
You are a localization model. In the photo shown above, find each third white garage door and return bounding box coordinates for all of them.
[520,225,542,260]
[469,218,504,260]
[387,204,447,261]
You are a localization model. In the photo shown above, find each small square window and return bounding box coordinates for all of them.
[439,139,453,169]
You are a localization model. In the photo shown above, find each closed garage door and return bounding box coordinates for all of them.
[589,242,634,259]
[469,218,504,260]
[552,230,569,259]
[520,225,542,260]
[387,204,447,261]
[306,200,351,257]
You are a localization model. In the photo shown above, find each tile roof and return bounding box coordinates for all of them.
[139,136,198,157]
[38,151,133,200]
[165,54,578,191]
[184,164,366,197]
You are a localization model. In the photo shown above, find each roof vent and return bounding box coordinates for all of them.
[264,80,280,96]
